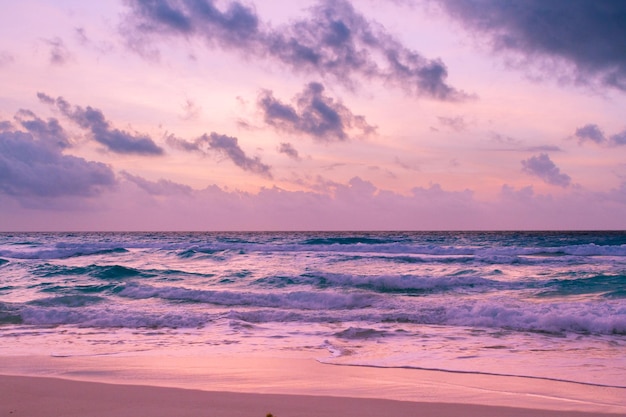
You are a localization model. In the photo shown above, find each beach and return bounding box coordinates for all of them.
[4,375,623,417]
[2,354,625,416]
[1,231,625,416]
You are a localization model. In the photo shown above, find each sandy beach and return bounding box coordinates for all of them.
[4,373,625,417]
[1,354,625,417]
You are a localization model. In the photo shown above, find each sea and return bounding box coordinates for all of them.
[0,231,625,388]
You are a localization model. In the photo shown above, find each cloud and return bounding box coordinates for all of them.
[574,123,626,146]
[13,109,70,149]
[521,153,571,187]
[121,171,192,195]
[575,124,606,144]
[4,171,626,230]
[167,132,272,178]
[0,50,14,66]
[44,37,72,65]
[180,99,201,121]
[278,142,301,160]
[437,0,626,91]
[74,27,115,54]
[437,115,467,132]
[0,129,116,198]
[611,131,626,146]
[525,145,562,153]
[122,0,467,99]
[259,82,375,142]
[38,93,164,155]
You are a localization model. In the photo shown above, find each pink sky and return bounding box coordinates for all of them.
[1,0,625,230]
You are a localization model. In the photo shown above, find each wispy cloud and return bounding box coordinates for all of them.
[122,0,467,99]
[437,115,467,132]
[167,132,272,178]
[121,171,192,195]
[278,142,301,160]
[38,92,164,155]
[44,37,72,65]
[0,50,14,67]
[259,82,375,142]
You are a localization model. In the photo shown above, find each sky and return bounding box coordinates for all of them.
[1,0,625,231]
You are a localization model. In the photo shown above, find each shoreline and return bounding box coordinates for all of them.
[1,354,625,416]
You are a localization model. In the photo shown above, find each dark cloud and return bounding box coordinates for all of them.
[13,109,70,149]
[44,37,71,65]
[574,123,626,146]
[438,116,467,132]
[259,82,375,142]
[123,0,466,99]
[521,153,571,187]
[0,129,116,198]
[167,132,272,178]
[38,93,164,155]
[121,171,192,195]
[437,0,626,91]
[278,142,301,160]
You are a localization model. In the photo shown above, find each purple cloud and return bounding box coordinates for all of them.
[438,116,467,132]
[122,0,467,99]
[0,50,14,67]
[38,93,164,155]
[574,123,626,147]
[278,142,301,160]
[44,37,71,65]
[13,109,70,149]
[0,129,115,198]
[521,154,571,187]
[121,171,192,195]
[575,124,606,144]
[259,82,375,142]
[167,132,272,178]
[438,0,626,91]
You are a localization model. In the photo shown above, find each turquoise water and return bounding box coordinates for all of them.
[0,231,625,386]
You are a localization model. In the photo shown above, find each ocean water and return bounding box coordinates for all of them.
[0,231,625,388]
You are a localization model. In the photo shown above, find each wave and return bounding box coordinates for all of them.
[443,299,626,335]
[538,274,626,298]
[2,232,626,263]
[118,283,376,310]
[0,246,128,260]
[27,295,105,308]
[18,305,214,328]
[0,302,22,325]
[301,236,406,246]
[333,327,391,339]
[294,272,510,294]
[33,264,151,280]
[7,294,626,335]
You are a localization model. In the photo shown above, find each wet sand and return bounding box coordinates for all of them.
[1,355,624,416]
